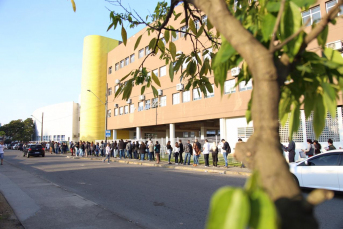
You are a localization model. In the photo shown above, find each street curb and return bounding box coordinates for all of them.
[66,156,251,177]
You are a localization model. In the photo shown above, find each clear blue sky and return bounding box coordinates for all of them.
[0,0,159,125]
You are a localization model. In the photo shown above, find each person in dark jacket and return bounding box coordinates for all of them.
[179,140,184,164]
[139,142,146,161]
[80,141,85,157]
[221,139,231,168]
[155,141,161,164]
[284,138,296,162]
[118,139,125,159]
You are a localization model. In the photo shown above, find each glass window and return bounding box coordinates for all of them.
[138,49,144,58]
[161,37,166,45]
[108,66,112,74]
[130,54,135,63]
[160,96,167,107]
[194,20,200,30]
[53,135,57,141]
[182,58,189,70]
[108,87,112,96]
[180,26,188,38]
[152,98,159,108]
[239,80,253,91]
[183,132,189,137]
[119,107,123,115]
[125,57,129,66]
[115,108,118,116]
[61,135,65,141]
[130,104,135,113]
[124,105,129,114]
[203,48,212,61]
[160,66,166,77]
[115,63,119,71]
[302,6,321,26]
[183,90,190,103]
[138,102,144,111]
[307,154,340,166]
[108,109,112,117]
[224,79,236,94]
[326,0,343,15]
[57,135,61,141]
[193,88,202,100]
[120,60,124,68]
[145,100,151,110]
[172,32,179,42]
[145,46,150,55]
[201,15,207,25]
[173,93,180,105]
[190,132,195,137]
[153,69,158,77]
[205,84,215,98]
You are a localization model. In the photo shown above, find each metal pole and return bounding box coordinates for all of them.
[105,83,108,143]
[41,112,44,142]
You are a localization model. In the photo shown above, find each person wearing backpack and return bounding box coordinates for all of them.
[148,141,154,161]
[302,139,314,158]
[313,140,321,155]
[221,139,231,168]
[126,141,132,159]
[154,141,161,164]
[325,138,336,151]
[183,140,192,165]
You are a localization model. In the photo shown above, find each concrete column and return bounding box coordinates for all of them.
[170,124,175,147]
[337,107,343,144]
[136,127,141,140]
[112,129,117,140]
[201,126,206,140]
[220,118,226,141]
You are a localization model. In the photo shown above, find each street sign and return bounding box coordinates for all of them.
[105,130,111,137]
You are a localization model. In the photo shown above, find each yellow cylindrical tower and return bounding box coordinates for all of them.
[80,35,119,141]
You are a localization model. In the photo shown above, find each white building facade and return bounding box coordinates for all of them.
[32,102,80,142]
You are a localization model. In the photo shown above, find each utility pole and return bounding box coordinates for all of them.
[41,112,44,142]
[105,83,108,143]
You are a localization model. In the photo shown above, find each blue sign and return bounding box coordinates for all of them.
[105,130,111,137]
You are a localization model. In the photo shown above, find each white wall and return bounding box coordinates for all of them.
[32,101,80,142]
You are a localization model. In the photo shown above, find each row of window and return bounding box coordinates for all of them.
[38,135,66,141]
[302,0,343,26]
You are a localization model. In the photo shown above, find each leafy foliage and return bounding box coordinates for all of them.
[0,118,34,142]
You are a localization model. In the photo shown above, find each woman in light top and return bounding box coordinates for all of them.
[174,142,180,165]
[103,143,111,164]
[210,142,219,167]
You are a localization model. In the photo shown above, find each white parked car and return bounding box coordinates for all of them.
[289,150,343,191]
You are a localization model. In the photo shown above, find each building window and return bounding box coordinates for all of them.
[130,54,135,63]
[115,108,118,116]
[224,79,236,94]
[203,48,212,61]
[239,80,253,91]
[190,132,195,137]
[172,32,179,42]
[145,46,150,55]
[61,135,65,141]
[183,132,189,137]
[194,20,200,30]
[180,26,187,38]
[49,136,51,141]
[302,6,321,26]
[160,96,167,107]
[124,105,129,114]
[326,0,343,15]
[115,63,119,71]
[201,15,207,25]
[193,88,202,100]
[115,85,119,93]
[152,98,159,108]
[172,93,180,105]
[108,66,112,74]
[145,100,151,110]
[57,135,61,141]
[138,48,144,58]
[130,104,135,113]
[108,87,112,96]
[205,84,215,98]
[238,127,254,139]
[183,90,190,103]
[119,107,123,115]
[138,102,144,111]
[124,57,129,66]
[108,109,112,117]
[120,60,124,68]
[153,69,158,77]
[160,66,166,77]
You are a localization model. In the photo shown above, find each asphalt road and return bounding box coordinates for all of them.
[1,150,343,229]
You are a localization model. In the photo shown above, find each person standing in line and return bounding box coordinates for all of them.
[325,138,336,151]
[179,140,184,164]
[103,143,111,164]
[80,141,85,157]
[284,138,296,162]
[126,141,132,159]
[118,139,125,159]
[221,139,231,168]
[50,141,54,154]
[155,141,161,164]
[166,141,172,164]
[113,141,118,158]
[148,141,154,161]
[70,141,74,156]
[139,141,146,161]
[210,142,218,167]
[75,142,79,157]
[183,140,192,165]
[313,140,321,155]
[0,141,5,165]
[110,141,114,157]
[46,142,50,153]
[100,141,104,157]
[54,142,58,154]
[203,139,211,167]
[193,141,200,166]
[132,141,138,159]
[174,142,180,165]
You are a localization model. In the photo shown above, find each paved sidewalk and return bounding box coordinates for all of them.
[63,153,251,176]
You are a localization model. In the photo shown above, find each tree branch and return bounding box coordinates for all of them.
[269,0,286,51]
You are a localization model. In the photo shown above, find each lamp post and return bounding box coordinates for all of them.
[87,87,108,142]
[31,113,44,142]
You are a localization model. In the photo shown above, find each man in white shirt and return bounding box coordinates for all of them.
[203,139,211,167]
[0,141,5,165]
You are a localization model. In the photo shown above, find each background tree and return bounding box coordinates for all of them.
[0,118,34,142]
[72,0,343,228]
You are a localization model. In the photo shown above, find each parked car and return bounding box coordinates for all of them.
[289,150,343,191]
[23,144,45,158]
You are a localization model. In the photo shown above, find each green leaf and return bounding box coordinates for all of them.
[200,59,209,76]
[207,19,213,30]
[134,35,142,50]
[107,22,114,32]
[205,82,213,93]
[322,82,337,117]
[303,93,315,119]
[213,36,236,68]
[187,61,197,75]
[291,0,317,8]
[174,13,182,21]
[262,13,276,41]
[317,25,328,49]
[164,30,170,43]
[169,62,174,82]
[122,80,132,100]
[171,29,177,39]
[189,19,197,34]
[246,97,253,123]
[158,39,165,53]
[120,72,131,82]
[324,48,343,65]
[121,26,127,46]
[152,85,158,98]
[152,71,161,87]
[149,38,157,50]
[169,42,176,61]
[266,2,280,12]
[289,102,300,140]
[115,85,123,98]
[313,94,326,138]
[141,86,146,95]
